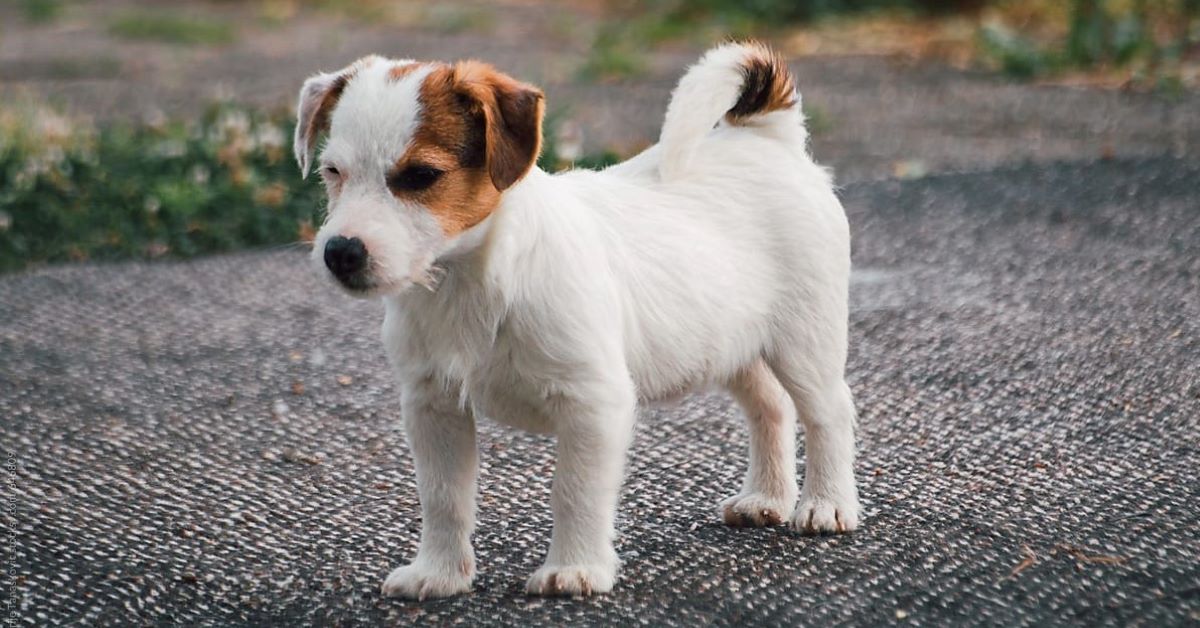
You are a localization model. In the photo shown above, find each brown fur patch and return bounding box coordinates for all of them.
[452,61,544,191]
[388,61,543,237]
[388,62,424,82]
[726,42,796,124]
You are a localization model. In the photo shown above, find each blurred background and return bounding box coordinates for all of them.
[4,5,1200,624]
[1,0,1197,273]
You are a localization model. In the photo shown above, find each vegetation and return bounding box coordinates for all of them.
[579,25,648,81]
[591,0,1198,86]
[109,11,236,45]
[4,0,1194,273]
[979,0,1199,84]
[0,104,622,274]
[20,0,62,22]
[0,104,319,273]
[632,0,984,25]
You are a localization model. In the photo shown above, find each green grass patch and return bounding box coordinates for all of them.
[653,0,975,24]
[0,105,320,273]
[579,25,647,81]
[979,0,1199,84]
[109,11,236,45]
[21,0,63,23]
[290,0,395,23]
[20,56,123,80]
[803,104,834,136]
[0,104,624,274]
[421,5,496,34]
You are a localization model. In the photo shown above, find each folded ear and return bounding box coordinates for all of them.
[293,70,351,178]
[453,62,544,191]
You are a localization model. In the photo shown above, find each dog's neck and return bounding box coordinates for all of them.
[432,167,556,276]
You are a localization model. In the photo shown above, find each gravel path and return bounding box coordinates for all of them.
[3,156,1198,625]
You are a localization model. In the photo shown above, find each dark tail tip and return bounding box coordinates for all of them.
[725,42,797,124]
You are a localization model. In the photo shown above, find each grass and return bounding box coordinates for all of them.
[591,0,1197,89]
[291,0,396,22]
[579,25,648,81]
[421,5,497,34]
[21,0,62,22]
[0,104,624,274]
[976,0,1200,85]
[109,11,236,45]
[0,104,320,273]
[23,56,123,80]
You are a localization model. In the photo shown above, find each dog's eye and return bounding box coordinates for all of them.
[321,165,341,178]
[388,165,443,193]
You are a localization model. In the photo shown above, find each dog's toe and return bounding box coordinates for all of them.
[720,492,793,527]
[381,562,473,600]
[791,492,859,535]
[526,564,615,597]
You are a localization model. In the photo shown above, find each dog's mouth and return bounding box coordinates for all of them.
[312,242,437,299]
[335,272,374,295]
[331,271,418,299]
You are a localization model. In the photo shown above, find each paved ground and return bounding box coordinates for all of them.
[3,1,1200,624]
[3,155,1198,625]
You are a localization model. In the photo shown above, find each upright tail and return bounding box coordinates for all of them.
[657,41,801,181]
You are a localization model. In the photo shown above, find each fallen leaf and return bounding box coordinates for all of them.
[1010,545,1037,578]
[297,219,316,243]
[892,159,928,180]
[1057,544,1127,565]
[282,447,322,465]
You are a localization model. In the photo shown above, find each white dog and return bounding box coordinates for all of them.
[294,41,859,599]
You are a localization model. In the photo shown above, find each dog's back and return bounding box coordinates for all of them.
[534,43,847,401]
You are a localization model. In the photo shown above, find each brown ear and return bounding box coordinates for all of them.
[453,62,544,191]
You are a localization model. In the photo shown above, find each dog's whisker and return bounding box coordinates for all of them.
[416,264,446,292]
[260,240,314,254]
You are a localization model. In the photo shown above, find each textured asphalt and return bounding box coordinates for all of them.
[2,156,1199,626]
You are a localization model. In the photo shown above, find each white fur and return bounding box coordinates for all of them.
[657,43,806,182]
[299,43,860,600]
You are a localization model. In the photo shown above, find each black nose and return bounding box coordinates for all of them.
[324,236,367,280]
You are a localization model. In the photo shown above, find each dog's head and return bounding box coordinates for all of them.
[294,56,544,296]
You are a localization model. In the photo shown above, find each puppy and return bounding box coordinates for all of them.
[294,41,859,599]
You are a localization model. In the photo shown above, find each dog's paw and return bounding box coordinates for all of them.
[720,492,794,527]
[381,561,474,600]
[526,563,616,597]
[791,491,859,534]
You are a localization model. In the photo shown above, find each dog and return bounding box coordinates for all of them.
[293,41,859,599]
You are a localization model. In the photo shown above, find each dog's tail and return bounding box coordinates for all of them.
[657,41,802,181]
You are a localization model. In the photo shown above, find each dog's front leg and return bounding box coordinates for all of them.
[527,385,635,596]
[381,384,478,600]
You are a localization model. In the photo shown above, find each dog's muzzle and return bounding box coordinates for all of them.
[324,236,369,288]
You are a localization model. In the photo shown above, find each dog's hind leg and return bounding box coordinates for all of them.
[766,352,860,534]
[719,358,799,527]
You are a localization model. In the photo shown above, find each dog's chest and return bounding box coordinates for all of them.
[387,290,559,433]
